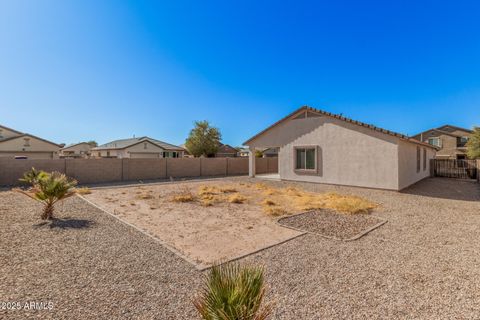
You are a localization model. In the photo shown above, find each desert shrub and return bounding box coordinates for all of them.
[263,206,287,216]
[76,187,92,195]
[321,192,376,214]
[171,188,196,203]
[18,171,77,220]
[262,199,276,206]
[198,185,219,196]
[219,186,238,193]
[228,194,247,204]
[194,262,272,320]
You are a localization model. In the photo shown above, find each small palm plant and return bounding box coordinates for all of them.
[194,262,272,320]
[18,171,78,220]
[19,167,48,187]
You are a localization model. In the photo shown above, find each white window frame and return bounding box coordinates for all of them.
[428,137,441,147]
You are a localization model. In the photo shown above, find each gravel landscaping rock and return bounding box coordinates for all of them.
[279,209,385,240]
[0,192,201,320]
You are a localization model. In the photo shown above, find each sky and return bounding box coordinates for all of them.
[1,0,479,147]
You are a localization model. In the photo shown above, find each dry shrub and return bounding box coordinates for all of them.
[321,192,376,214]
[198,185,219,196]
[76,187,91,195]
[263,206,287,216]
[284,189,376,214]
[219,186,237,193]
[228,194,247,204]
[254,183,269,190]
[130,202,136,206]
[262,199,276,206]
[172,189,196,203]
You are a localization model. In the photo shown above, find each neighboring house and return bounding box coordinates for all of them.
[262,147,279,158]
[244,106,438,191]
[92,137,184,159]
[0,124,60,159]
[411,125,473,159]
[214,144,239,157]
[237,148,249,157]
[59,142,93,158]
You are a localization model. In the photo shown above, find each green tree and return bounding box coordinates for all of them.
[194,262,272,320]
[185,121,221,157]
[466,127,480,159]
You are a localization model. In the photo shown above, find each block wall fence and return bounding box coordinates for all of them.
[0,157,278,186]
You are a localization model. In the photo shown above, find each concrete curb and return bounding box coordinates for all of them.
[277,210,387,242]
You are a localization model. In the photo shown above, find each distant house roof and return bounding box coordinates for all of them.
[0,124,23,137]
[93,136,184,151]
[244,106,438,150]
[216,144,238,155]
[61,142,93,150]
[0,132,61,148]
[413,125,472,139]
[436,125,472,134]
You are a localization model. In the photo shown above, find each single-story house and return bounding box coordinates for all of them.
[92,136,185,159]
[237,148,249,157]
[59,142,94,158]
[214,144,239,157]
[0,124,61,159]
[244,106,438,191]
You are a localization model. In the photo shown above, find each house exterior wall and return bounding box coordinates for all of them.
[413,129,470,159]
[0,136,59,159]
[397,140,436,190]
[248,116,401,190]
[59,143,92,158]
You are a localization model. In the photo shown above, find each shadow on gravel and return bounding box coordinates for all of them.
[401,178,480,202]
[33,218,94,229]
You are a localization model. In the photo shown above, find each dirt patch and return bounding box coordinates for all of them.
[84,180,304,269]
[279,209,386,240]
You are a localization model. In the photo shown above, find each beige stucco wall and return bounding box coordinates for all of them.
[249,116,400,190]
[0,135,59,159]
[92,141,185,159]
[60,143,92,156]
[397,141,436,190]
[247,114,436,190]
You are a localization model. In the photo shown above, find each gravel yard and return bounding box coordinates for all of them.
[1,177,480,319]
[279,209,386,240]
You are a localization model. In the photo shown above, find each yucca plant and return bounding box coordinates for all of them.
[18,171,77,220]
[194,263,272,320]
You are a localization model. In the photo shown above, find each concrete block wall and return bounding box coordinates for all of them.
[0,158,66,185]
[0,157,278,186]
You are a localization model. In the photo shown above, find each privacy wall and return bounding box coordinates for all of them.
[0,157,278,186]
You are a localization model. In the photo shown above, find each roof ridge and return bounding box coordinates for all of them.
[244,105,437,150]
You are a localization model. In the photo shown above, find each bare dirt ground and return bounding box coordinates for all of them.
[83,179,305,268]
[2,177,480,319]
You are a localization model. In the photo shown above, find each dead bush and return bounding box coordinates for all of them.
[228,194,247,204]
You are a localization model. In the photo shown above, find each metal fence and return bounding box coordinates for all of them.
[433,159,478,180]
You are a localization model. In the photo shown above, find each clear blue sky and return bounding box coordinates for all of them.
[1,0,479,146]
